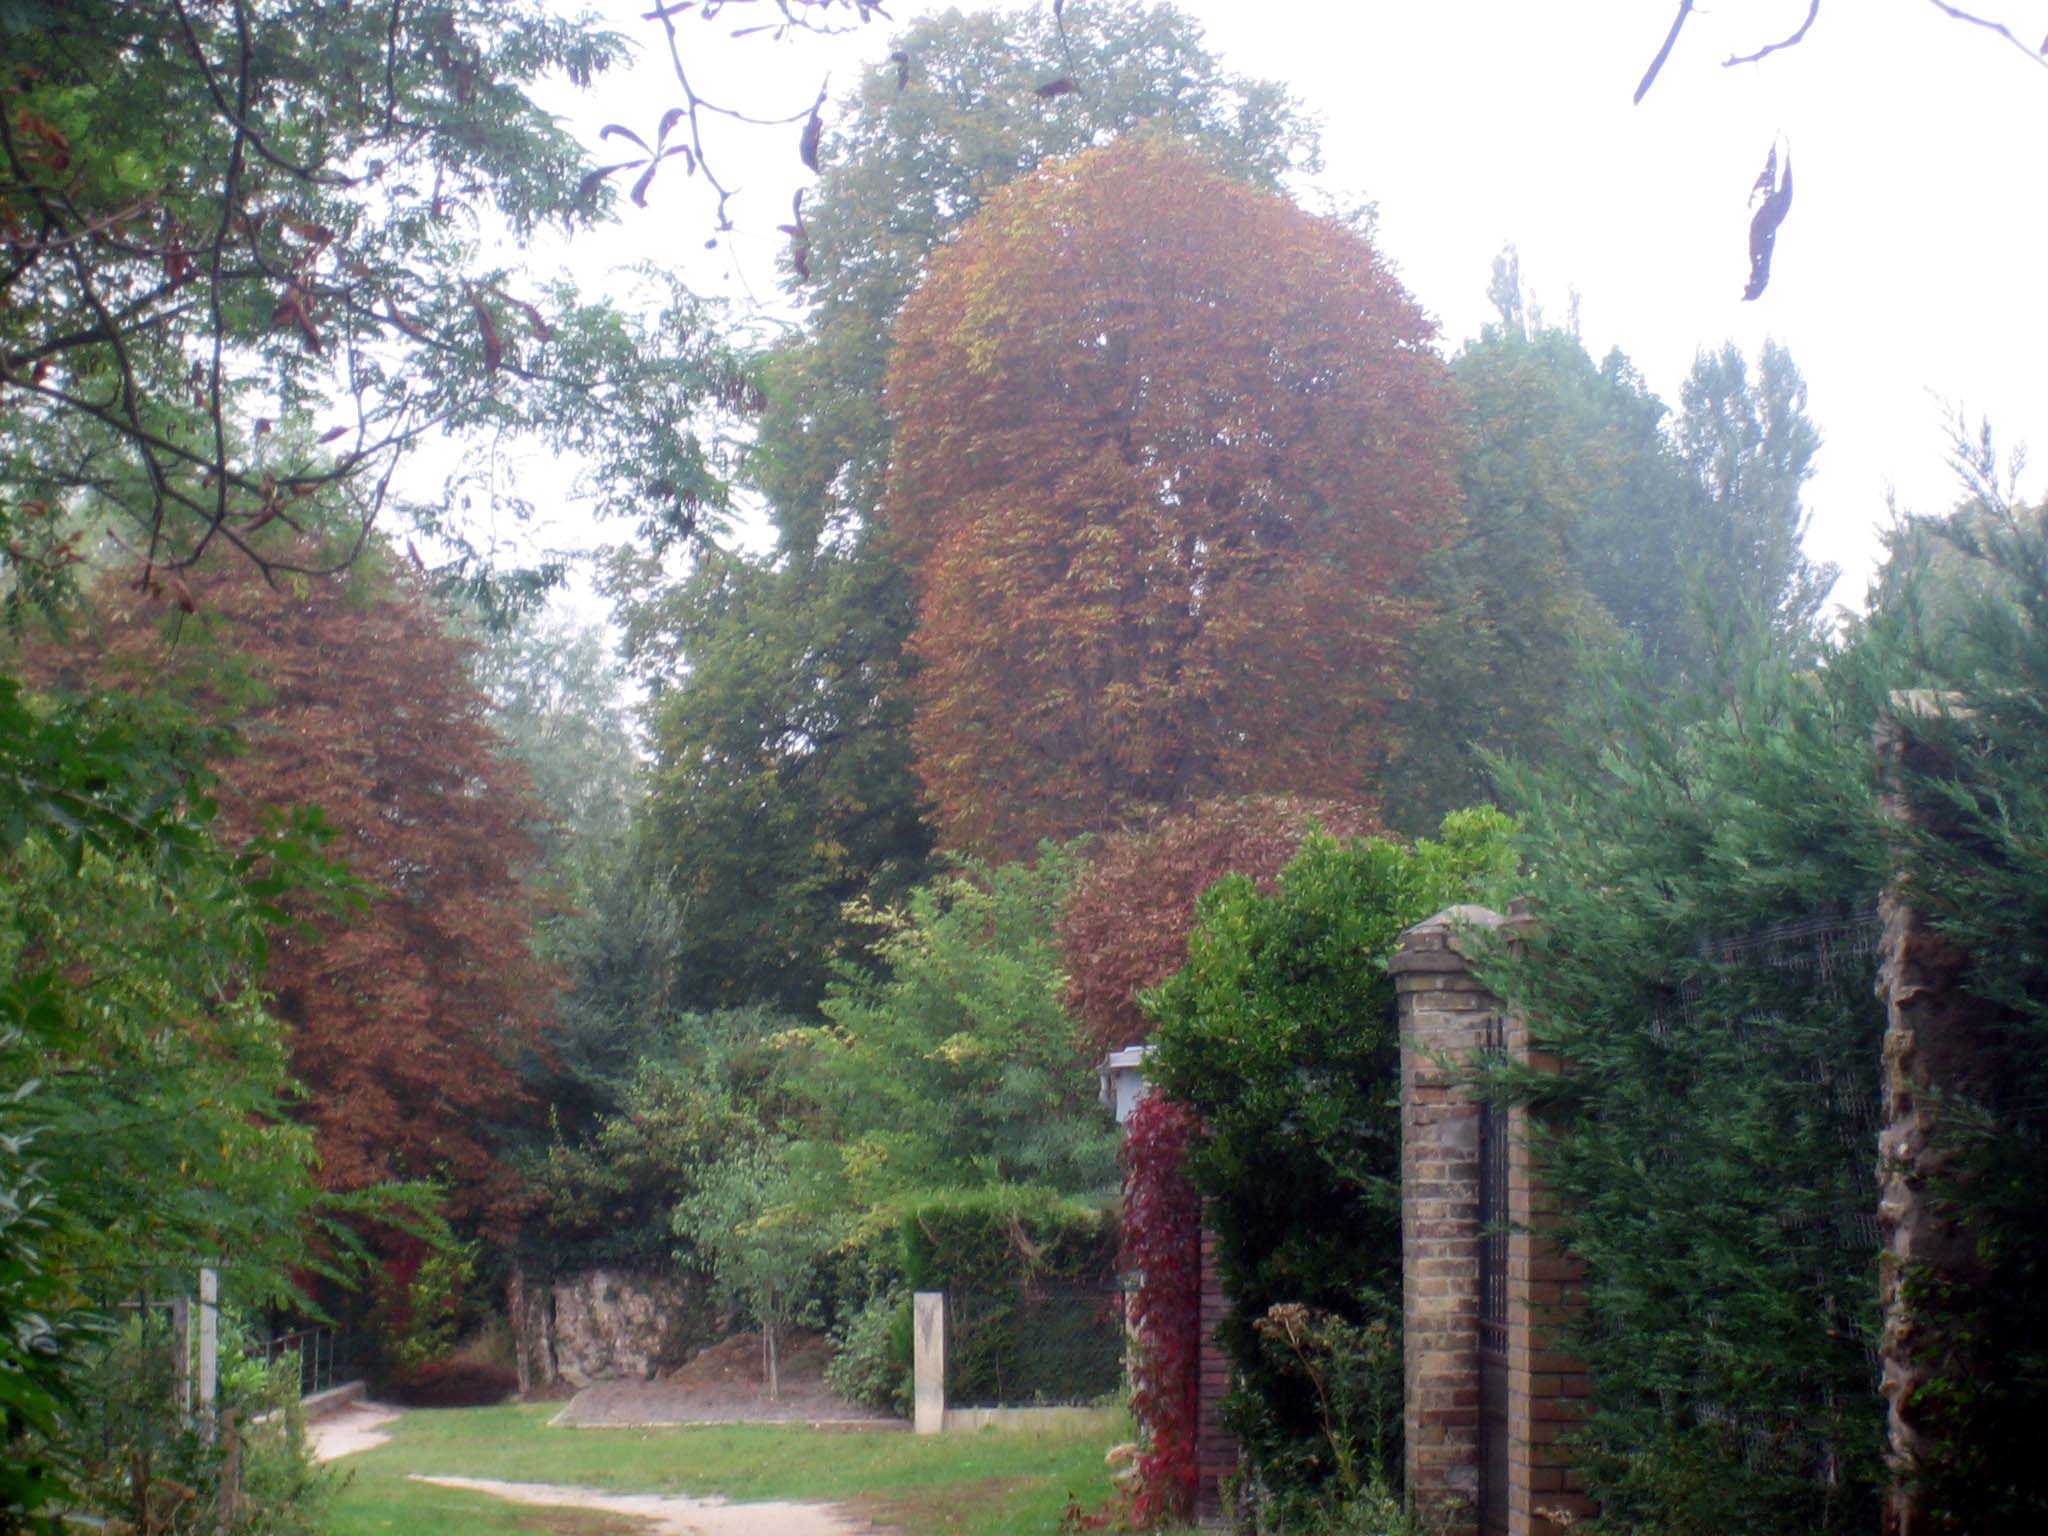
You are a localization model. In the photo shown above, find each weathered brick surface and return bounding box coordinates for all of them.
[1395,908,1595,1536]
[1195,1223,1237,1525]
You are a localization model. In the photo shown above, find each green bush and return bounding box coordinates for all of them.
[900,1186,1119,1408]
[1146,809,1515,1517]
[63,1309,333,1535]
[823,1286,912,1415]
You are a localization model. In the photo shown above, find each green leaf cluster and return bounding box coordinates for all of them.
[0,678,353,1524]
[798,845,1119,1224]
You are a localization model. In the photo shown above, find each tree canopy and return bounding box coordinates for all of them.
[34,544,555,1234]
[0,0,751,615]
[882,135,1460,858]
[618,2,1321,1012]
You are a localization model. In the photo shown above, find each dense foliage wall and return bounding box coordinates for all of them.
[1483,640,1901,1532]
[1877,506,2048,1529]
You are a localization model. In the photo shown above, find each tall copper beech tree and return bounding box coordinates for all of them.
[881,136,1460,860]
[39,544,554,1236]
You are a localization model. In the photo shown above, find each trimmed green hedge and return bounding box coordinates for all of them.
[901,1186,1119,1408]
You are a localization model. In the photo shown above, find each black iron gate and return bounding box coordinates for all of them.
[1477,1014,1509,1536]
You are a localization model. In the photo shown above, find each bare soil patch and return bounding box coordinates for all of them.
[556,1331,900,1429]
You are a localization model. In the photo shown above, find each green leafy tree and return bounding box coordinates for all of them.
[673,1137,837,1400]
[1146,809,1516,1514]
[1382,258,1636,829]
[0,0,757,617]
[1677,340,1834,656]
[619,546,931,1019]
[792,845,1118,1230]
[526,1006,800,1276]
[0,678,352,1526]
[471,612,641,860]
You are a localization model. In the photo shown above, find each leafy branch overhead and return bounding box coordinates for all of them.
[0,1,779,611]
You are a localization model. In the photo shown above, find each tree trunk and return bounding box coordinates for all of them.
[767,1318,781,1401]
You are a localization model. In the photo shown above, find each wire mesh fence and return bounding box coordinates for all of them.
[942,1285,1128,1409]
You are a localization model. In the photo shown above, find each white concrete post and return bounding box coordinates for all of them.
[913,1290,946,1435]
[197,1265,220,1437]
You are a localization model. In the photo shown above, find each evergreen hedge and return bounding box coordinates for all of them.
[1474,513,2048,1530]
[1880,508,2048,1528]
[1485,645,1899,1534]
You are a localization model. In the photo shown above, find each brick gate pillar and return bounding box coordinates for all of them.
[1393,904,1592,1536]
[1393,906,1499,1534]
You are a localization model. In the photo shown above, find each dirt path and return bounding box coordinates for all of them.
[410,1476,885,1536]
[309,1400,405,1461]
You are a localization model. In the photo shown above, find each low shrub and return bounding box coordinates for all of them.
[392,1358,518,1408]
[823,1286,911,1415]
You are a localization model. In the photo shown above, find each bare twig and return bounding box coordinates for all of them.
[1924,0,2048,72]
[1724,0,1823,68]
[1635,0,1697,103]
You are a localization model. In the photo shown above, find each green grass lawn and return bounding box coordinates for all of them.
[324,1402,1147,1536]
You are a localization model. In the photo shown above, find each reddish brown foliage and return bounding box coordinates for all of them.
[881,136,1459,860]
[39,546,554,1235]
[1060,796,1377,1053]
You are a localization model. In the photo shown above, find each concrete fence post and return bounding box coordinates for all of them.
[197,1264,220,1439]
[913,1290,946,1435]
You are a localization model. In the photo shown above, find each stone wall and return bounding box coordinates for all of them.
[509,1266,714,1392]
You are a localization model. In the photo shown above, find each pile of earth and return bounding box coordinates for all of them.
[664,1329,834,1389]
[555,1330,900,1427]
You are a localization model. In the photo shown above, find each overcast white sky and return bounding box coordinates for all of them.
[517,0,2048,618]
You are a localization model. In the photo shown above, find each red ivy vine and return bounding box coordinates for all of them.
[1121,1092,1204,1526]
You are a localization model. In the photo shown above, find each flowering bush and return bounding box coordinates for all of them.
[1120,1093,1204,1526]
